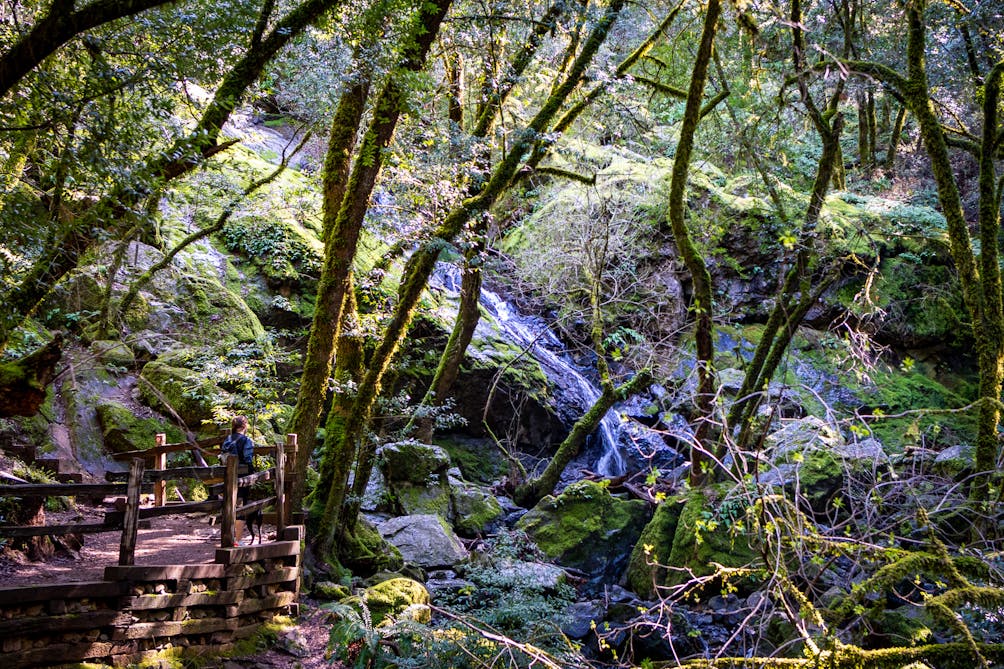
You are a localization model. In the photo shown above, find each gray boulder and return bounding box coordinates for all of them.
[377,514,469,568]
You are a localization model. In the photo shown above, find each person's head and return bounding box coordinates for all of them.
[231,415,248,434]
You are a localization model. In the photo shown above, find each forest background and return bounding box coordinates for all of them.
[1,0,1004,666]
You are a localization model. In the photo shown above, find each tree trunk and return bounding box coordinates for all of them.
[288,70,371,515]
[885,104,907,169]
[0,334,63,417]
[513,371,651,508]
[663,0,720,488]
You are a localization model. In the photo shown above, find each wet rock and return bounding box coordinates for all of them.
[562,600,606,639]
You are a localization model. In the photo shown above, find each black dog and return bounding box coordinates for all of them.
[238,507,264,545]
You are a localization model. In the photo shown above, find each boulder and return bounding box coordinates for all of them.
[90,340,136,368]
[339,518,404,575]
[395,480,453,519]
[377,514,469,568]
[138,359,227,426]
[562,600,606,639]
[357,577,431,626]
[663,486,757,592]
[95,400,183,453]
[516,480,650,582]
[452,484,504,537]
[378,441,451,483]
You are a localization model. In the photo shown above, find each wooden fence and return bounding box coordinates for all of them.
[0,525,304,668]
[0,434,298,561]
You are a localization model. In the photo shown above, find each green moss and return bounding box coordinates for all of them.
[95,400,184,453]
[357,577,431,626]
[313,580,351,600]
[516,480,649,578]
[338,518,404,574]
[453,485,504,536]
[626,494,687,598]
[665,486,758,591]
[435,437,506,484]
[138,359,227,427]
[178,274,266,344]
[866,609,934,647]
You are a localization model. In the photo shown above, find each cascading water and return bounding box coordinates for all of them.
[432,263,627,476]
[480,289,627,476]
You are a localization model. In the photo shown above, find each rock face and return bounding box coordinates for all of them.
[138,359,228,426]
[517,480,650,582]
[377,514,469,568]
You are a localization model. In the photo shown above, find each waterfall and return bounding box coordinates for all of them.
[478,289,627,476]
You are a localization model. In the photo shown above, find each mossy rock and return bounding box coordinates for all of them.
[95,400,184,453]
[452,485,504,537]
[625,494,688,599]
[138,359,227,427]
[313,581,351,601]
[355,577,431,627]
[436,437,506,484]
[664,486,758,593]
[90,340,136,368]
[516,480,650,581]
[338,518,404,575]
[395,479,453,519]
[177,274,265,345]
[378,441,451,483]
[864,608,933,647]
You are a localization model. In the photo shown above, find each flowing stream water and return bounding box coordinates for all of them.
[433,264,627,476]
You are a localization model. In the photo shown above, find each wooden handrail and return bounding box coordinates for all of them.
[0,483,153,497]
[105,465,249,483]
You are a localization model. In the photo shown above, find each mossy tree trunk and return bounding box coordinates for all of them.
[288,63,372,514]
[885,104,907,170]
[319,0,629,548]
[849,2,1003,503]
[725,0,845,449]
[309,0,457,551]
[0,334,62,417]
[663,0,720,488]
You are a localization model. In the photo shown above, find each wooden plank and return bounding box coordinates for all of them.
[0,580,126,606]
[119,458,144,566]
[215,539,300,565]
[111,435,227,460]
[111,616,237,640]
[232,590,296,616]
[0,609,130,637]
[5,641,125,668]
[106,465,240,483]
[221,455,238,548]
[154,434,166,507]
[0,482,130,497]
[0,521,120,537]
[123,589,244,610]
[275,440,286,536]
[236,496,275,517]
[224,566,299,591]
[135,499,222,519]
[280,525,304,542]
[105,564,226,581]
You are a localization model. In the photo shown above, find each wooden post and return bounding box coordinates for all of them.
[221,454,238,548]
[275,440,286,538]
[284,433,297,526]
[119,458,144,566]
[154,433,166,507]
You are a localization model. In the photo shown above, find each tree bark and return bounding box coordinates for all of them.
[885,104,907,169]
[663,0,720,488]
[0,334,63,418]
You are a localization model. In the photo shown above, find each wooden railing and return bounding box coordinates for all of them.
[0,434,299,565]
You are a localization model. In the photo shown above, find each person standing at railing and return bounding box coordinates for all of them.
[221,415,256,545]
